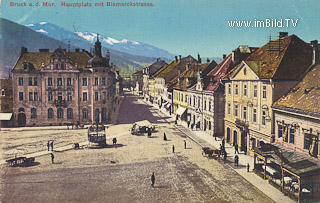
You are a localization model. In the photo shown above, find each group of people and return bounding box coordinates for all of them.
[47,141,54,151]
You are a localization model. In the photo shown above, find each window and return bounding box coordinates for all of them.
[29,92,33,101]
[243,106,247,120]
[83,78,87,86]
[67,92,72,101]
[48,108,54,118]
[198,97,201,108]
[19,92,23,101]
[304,134,311,149]
[1,89,5,96]
[34,77,38,86]
[204,100,207,110]
[58,92,62,101]
[189,97,192,105]
[57,78,62,86]
[262,110,266,125]
[55,64,58,69]
[253,85,257,97]
[83,108,88,119]
[48,92,53,101]
[193,96,196,107]
[61,63,65,70]
[67,108,73,119]
[95,92,99,101]
[289,128,295,144]
[234,104,238,117]
[235,84,238,96]
[262,86,267,99]
[57,108,63,118]
[19,77,23,86]
[83,92,88,101]
[34,92,38,101]
[31,108,37,118]
[103,92,106,101]
[243,84,247,96]
[102,77,106,86]
[228,103,231,114]
[243,68,247,76]
[185,95,187,102]
[253,108,257,122]
[95,77,99,86]
[278,125,283,138]
[67,78,72,86]
[48,77,52,86]
[209,101,211,111]
[228,84,231,94]
[29,77,32,86]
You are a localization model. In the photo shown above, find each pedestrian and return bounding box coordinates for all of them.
[235,143,239,154]
[51,141,54,151]
[224,150,227,161]
[172,145,175,153]
[184,140,187,149]
[187,121,190,128]
[47,141,50,151]
[222,138,225,148]
[244,145,247,155]
[114,138,117,145]
[247,163,250,172]
[163,132,167,141]
[151,172,155,187]
[234,155,239,167]
[51,153,54,164]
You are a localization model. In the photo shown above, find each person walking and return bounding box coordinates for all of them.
[151,172,155,187]
[224,150,227,162]
[247,163,250,172]
[47,141,50,151]
[234,143,239,154]
[234,155,239,167]
[50,141,54,151]
[51,153,54,164]
[163,133,167,141]
[184,140,187,149]
[172,145,175,153]
[222,138,225,148]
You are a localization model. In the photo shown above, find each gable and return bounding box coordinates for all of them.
[230,61,259,80]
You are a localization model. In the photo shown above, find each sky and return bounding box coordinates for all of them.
[1,0,320,58]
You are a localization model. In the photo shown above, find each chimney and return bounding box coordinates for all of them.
[157,58,159,62]
[278,32,288,39]
[75,48,80,52]
[179,55,182,61]
[175,56,178,62]
[207,58,210,63]
[198,53,202,64]
[311,40,318,65]
[39,49,49,52]
[223,54,226,59]
[232,50,239,63]
[21,47,28,56]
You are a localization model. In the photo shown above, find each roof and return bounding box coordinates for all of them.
[12,51,91,71]
[169,62,211,91]
[132,70,143,75]
[152,60,180,79]
[243,35,312,80]
[147,60,168,77]
[254,143,320,176]
[273,63,320,117]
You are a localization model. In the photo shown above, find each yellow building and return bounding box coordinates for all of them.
[222,33,314,154]
[172,89,188,117]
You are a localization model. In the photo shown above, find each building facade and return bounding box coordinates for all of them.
[12,37,119,127]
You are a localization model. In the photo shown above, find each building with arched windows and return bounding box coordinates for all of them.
[11,36,120,127]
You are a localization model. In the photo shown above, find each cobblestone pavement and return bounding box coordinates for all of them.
[0,92,273,203]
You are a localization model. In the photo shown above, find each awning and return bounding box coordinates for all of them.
[176,107,186,116]
[0,113,12,121]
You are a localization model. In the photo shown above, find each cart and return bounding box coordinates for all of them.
[131,120,157,135]
[202,147,221,158]
[88,123,106,147]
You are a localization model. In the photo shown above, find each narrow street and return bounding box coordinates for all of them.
[0,91,273,203]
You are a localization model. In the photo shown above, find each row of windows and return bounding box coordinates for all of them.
[82,92,107,101]
[19,77,108,87]
[30,108,90,119]
[173,92,187,103]
[228,104,267,125]
[189,95,212,112]
[19,77,37,86]
[278,125,295,144]
[227,83,267,99]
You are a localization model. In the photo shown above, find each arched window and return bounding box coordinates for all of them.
[18,108,25,112]
[57,108,63,118]
[31,108,37,118]
[82,108,88,119]
[48,108,54,118]
[67,108,73,119]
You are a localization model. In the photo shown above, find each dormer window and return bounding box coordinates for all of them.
[23,63,28,70]
[61,63,65,70]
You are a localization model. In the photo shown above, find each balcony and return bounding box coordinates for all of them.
[54,99,67,107]
[235,119,249,131]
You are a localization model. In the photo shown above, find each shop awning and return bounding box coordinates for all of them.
[0,113,12,121]
[176,107,186,116]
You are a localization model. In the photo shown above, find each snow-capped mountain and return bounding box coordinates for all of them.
[25,22,175,59]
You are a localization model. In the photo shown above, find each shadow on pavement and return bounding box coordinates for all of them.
[11,162,41,167]
[106,144,126,148]
[153,185,170,189]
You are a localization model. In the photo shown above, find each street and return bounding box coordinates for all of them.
[0,92,273,203]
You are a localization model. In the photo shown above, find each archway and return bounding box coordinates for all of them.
[233,130,238,145]
[227,127,231,142]
[18,113,26,127]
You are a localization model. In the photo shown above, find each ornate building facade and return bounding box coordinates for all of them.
[12,36,119,127]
